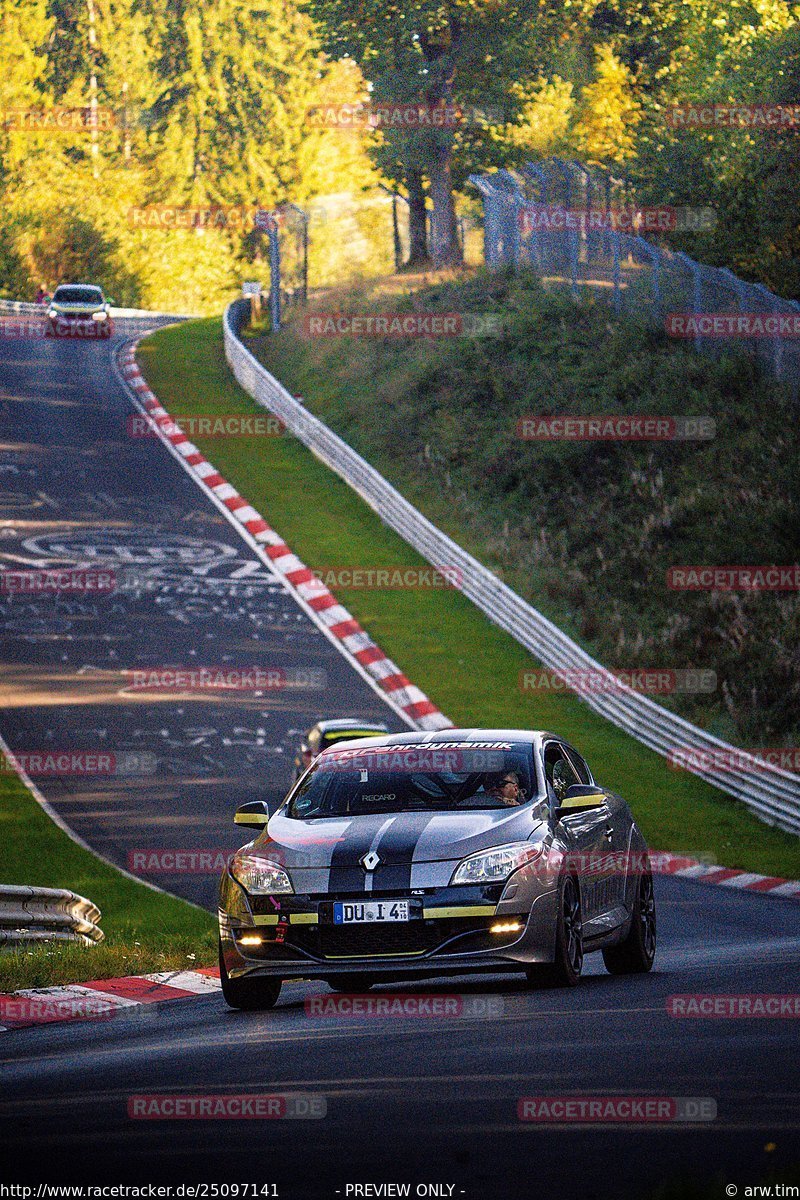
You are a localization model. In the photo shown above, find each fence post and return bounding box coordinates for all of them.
[677,251,702,352]
[641,242,662,324]
[283,203,309,303]
[267,217,281,332]
[753,283,784,381]
[611,231,621,314]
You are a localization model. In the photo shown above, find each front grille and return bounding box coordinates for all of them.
[294,923,444,958]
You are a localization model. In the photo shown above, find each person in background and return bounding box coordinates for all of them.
[35,284,50,304]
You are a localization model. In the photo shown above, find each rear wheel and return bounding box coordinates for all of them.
[526,875,583,988]
[219,941,282,1010]
[602,868,656,975]
[325,975,375,993]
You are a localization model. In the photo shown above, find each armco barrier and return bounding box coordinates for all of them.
[0,885,104,947]
[223,298,800,836]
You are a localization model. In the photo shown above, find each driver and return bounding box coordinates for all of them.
[484,770,525,807]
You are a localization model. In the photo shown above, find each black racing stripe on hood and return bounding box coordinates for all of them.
[370,812,439,891]
[328,819,379,893]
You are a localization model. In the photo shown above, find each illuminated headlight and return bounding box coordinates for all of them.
[230,853,293,895]
[92,310,108,321]
[48,308,58,319]
[451,842,542,886]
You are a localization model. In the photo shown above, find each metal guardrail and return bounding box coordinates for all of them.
[223,298,800,836]
[0,885,104,947]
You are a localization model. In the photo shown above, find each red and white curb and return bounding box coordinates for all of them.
[0,967,220,1032]
[653,852,800,898]
[117,344,451,733]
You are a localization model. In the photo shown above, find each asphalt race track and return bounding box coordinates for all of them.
[0,325,404,908]
[1,327,799,1199]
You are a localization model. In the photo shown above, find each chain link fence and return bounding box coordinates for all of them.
[470,159,800,394]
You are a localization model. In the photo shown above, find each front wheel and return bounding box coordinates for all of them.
[602,867,656,975]
[526,875,583,988]
[219,941,282,1010]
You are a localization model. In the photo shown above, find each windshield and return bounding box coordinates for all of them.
[53,287,104,304]
[287,741,534,818]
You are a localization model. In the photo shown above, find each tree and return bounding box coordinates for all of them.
[303,0,548,267]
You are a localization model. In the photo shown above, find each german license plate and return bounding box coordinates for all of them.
[333,900,410,924]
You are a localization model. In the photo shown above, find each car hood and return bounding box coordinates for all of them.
[261,806,545,872]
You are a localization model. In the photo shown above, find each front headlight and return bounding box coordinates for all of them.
[92,310,107,321]
[451,841,543,886]
[230,853,293,895]
[48,308,57,319]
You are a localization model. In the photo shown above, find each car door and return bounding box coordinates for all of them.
[562,742,629,928]
[543,740,612,926]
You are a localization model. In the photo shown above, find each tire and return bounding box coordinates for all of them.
[219,941,282,1010]
[602,867,656,975]
[526,875,583,988]
[325,975,375,993]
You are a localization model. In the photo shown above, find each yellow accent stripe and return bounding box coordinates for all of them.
[289,913,319,924]
[322,950,427,959]
[234,813,267,825]
[251,915,279,926]
[422,905,496,919]
[559,793,606,809]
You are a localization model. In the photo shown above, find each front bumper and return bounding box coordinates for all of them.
[219,881,559,982]
[46,312,113,338]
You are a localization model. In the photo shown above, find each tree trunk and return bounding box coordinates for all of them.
[405,168,430,267]
[428,145,463,266]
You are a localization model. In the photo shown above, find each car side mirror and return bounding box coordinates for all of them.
[555,785,606,820]
[234,801,269,827]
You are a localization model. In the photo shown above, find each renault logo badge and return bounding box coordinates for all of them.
[361,850,381,872]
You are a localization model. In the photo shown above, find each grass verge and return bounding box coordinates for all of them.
[0,772,215,991]
[137,315,800,880]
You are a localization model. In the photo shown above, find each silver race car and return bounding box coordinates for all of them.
[218,729,656,1008]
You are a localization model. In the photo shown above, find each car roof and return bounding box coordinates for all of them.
[314,718,389,735]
